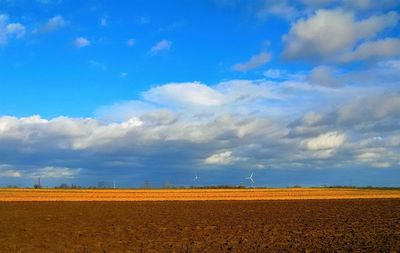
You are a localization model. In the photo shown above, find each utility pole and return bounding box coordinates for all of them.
[34,177,42,189]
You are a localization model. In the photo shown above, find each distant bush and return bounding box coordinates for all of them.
[54,184,81,189]
[189,185,249,189]
[57,184,69,189]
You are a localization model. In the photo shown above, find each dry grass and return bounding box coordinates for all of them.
[1,188,400,201]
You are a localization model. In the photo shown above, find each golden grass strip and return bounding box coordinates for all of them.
[1,188,400,201]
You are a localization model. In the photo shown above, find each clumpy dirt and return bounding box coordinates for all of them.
[0,199,399,252]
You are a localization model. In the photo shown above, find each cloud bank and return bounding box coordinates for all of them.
[1,69,399,186]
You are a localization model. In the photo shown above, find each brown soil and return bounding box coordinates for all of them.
[1,199,399,252]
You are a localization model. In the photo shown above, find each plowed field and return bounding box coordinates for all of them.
[1,198,399,252]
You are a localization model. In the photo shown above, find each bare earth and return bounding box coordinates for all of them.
[1,189,399,252]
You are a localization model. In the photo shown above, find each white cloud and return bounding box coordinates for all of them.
[143,82,224,107]
[1,78,400,181]
[204,151,245,165]
[257,0,299,20]
[30,166,80,178]
[340,38,400,62]
[6,23,25,38]
[33,15,66,34]
[0,14,25,45]
[141,80,285,112]
[232,52,271,72]
[0,169,22,177]
[74,37,90,48]
[0,165,22,177]
[343,0,400,11]
[303,0,400,10]
[282,9,399,62]
[378,59,400,71]
[150,39,171,55]
[337,91,400,123]
[263,68,306,80]
[355,148,395,168]
[302,132,346,150]
[263,69,287,79]
[309,65,342,87]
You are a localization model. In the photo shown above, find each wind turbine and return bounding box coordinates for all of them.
[246,172,254,184]
[193,174,199,181]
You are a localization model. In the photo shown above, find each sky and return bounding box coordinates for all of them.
[0,0,400,188]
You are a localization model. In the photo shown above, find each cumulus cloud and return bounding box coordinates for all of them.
[232,52,271,72]
[0,14,26,45]
[282,9,399,62]
[257,0,299,20]
[6,23,25,38]
[309,65,342,87]
[263,69,288,79]
[0,165,22,177]
[289,87,400,165]
[33,15,67,34]
[0,79,399,185]
[303,0,400,10]
[204,151,246,165]
[30,166,80,178]
[150,39,171,55]
[302,131,346,150]
[97,80,295,128]
[143,82,224,107]
[340,38,400,62]
[305,59,400,88]
[290,90,400,135]
[74,37,90,48]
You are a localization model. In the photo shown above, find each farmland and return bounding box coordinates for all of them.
[1,189,400,252]
[1,187,400,201]
[1,198,399,252]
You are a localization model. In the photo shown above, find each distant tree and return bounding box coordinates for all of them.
[33,184,42,189]
[71,184,81,189]
[57,183,69,189]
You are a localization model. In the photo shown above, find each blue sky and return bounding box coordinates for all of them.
[0,0,400,187]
